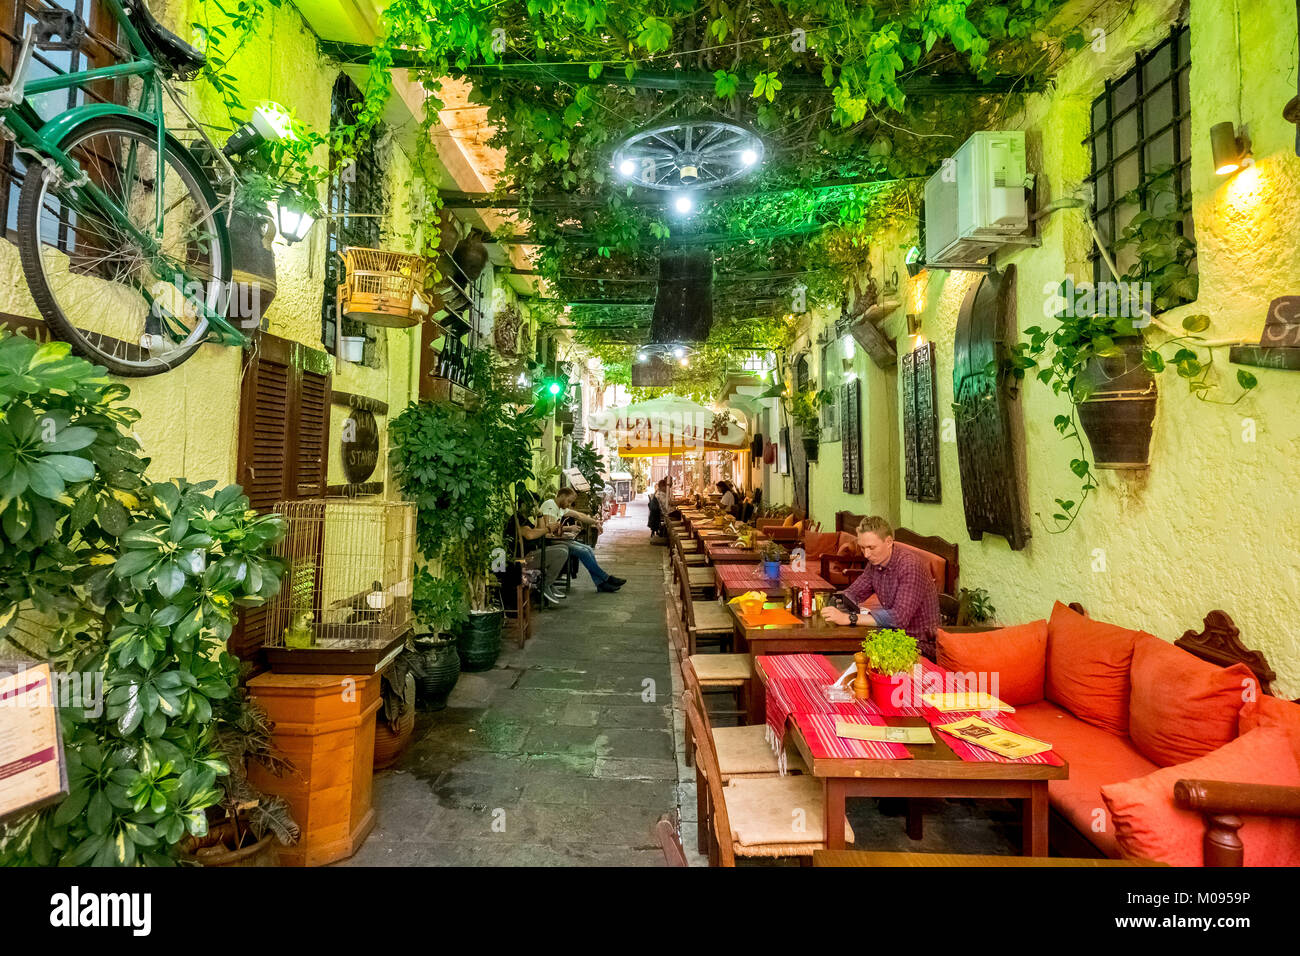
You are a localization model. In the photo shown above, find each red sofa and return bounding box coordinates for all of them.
[937,602,1300,865]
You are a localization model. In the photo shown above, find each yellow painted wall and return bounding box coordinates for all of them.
[768,0,1300,695]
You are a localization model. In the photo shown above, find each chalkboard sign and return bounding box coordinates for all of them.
[341,407,380,483]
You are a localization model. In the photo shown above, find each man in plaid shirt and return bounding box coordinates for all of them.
[818,515,941,658]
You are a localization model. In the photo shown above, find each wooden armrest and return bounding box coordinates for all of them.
[1174,779,1300,867]
[1174,779,1300,817]
[819,553,868,579]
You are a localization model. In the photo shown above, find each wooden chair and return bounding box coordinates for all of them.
[654,812,688,867]
[686,697,852,866]
[673,553,732,654]
[669,525,707,565]
[681,655,800,775]
[671,549,716,600]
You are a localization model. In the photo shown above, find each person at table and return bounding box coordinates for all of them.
[739,487,761,524]
[717,480,738,517]
[818,515,941,658]
[510,507,570,607]
[540,487,626,592]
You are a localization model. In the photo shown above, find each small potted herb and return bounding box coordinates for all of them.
[760,541,784,580]
[861,628,919,708]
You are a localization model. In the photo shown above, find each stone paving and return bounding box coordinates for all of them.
[344,501,677,866]
[347,499,1021,866]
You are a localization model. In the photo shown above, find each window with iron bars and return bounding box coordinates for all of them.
[321,72,387,359]
[1086,24,1194,290]
[0,0,125,241]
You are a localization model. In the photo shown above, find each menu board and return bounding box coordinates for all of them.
[0,663,67,823]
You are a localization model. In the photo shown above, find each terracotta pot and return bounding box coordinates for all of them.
[1076,336,1157,469]
[374,706,416,770]
[869,670,907,710]
[183,823,279,867]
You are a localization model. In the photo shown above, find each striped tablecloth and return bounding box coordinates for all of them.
[715,562,835,594]
[756,655,911,767]
[756,654,1065,769]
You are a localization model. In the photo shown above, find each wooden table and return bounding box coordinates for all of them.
[756,659,1068,857]
[813,850,1157,867]
[727,601,869,655]
[702,537,779,565]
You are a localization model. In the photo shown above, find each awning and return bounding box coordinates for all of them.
[588,396,747,457]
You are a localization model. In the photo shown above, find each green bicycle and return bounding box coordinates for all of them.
[1,1,258,375]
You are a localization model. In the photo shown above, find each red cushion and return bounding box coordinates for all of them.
[893,541,946,593]
[802,532,841,559]
[1239,694,1300,766]
[1128,635,1258,767]
[1045,601,1145,737]
[825,541,862,587]
[935,620,1047,706]
[1014,700,1159,858]
[1101,728,1300,866]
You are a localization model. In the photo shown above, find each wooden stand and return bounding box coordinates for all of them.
[248,672,381,867]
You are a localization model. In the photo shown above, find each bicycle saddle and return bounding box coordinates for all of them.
[127,2,206,79]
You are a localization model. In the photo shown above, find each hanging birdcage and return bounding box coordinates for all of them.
[337,247,426,328]
[263,498,417,673]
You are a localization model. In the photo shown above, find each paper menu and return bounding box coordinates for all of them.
[835,720,935,745]
[934,716,1052,759]
[920,692,1016,713]
[0,664,67,823]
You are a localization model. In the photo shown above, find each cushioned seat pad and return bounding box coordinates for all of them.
[1014,700,1158,858]
[713,724,808,776]
[726,775,854,847]
[688,653,753,681]
[692,604,734,632]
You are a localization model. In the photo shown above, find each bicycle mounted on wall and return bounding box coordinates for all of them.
[0,0,257,376]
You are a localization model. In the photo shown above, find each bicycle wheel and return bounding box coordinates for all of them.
[17,114,231,376]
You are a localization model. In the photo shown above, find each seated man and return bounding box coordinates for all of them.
[513,509,571,607]
[540,487,626,592]
[818,515,940,658]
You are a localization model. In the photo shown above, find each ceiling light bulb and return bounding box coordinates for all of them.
[619,158,635,176]
[740,148,757,166]
[674,195,693,214]
[673,346,685,358]
[680,358,689,367]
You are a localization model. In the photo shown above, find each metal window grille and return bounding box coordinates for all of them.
[322,73,386,355]
[0,0,125,240]
[1086,24,1194,287]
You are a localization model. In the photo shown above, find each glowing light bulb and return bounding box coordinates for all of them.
[740,148,757,166]
[619,158,635,176]
[674,195,693,214]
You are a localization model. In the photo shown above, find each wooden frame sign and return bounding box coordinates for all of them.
[0,662,68,824]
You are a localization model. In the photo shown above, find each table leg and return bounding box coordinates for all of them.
[1023,781,1049,856]
[823,779,847,850]
[906,800,923,841]
[746,674,764,725]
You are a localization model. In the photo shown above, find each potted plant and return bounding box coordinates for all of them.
[760,541,785,580]
[375,644,421,770]
[789,387,832,463]
[861,628,920,708]
[390,349,544,674]
[184,685,300,867]
[411,565,466,710]
[955,587,996,626]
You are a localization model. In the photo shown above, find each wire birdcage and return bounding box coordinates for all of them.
[264,498,417,656]
[337,247,426,328]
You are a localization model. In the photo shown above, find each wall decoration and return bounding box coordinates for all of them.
[953,265,1030,550]
[902,341,941,503]
[841,378,862,494]
[1229,294,1300,371]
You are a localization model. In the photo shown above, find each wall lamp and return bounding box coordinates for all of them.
[1211,121,1252,176]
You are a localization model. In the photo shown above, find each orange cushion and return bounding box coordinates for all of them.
[1045,601,1145,737]
[935,620,1047,706]
[893,541,946,593]
[1128,635,1258,767]
[802,532,841,559]
[826,541,862,587]
[782,514,795,527]
[1101,728,1300,866]
[1239,694,1300,766]
[1015,700,1159,858]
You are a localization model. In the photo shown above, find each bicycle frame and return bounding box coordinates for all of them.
[0,0,246,348]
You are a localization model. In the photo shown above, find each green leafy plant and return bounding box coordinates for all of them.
[570,440,607,497]
[411,564,468,636]
[0,333,288,866]
[862,628,919,677]
[788,386,833,434]
[760,540,786,563]
[390,349,543,610]
[956,587,996,625]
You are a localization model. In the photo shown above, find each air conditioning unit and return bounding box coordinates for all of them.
[924,131,1031,265]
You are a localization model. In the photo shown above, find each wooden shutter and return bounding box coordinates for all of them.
[841,379,862,495]
[902,342,941,504]
[231,334,331,664]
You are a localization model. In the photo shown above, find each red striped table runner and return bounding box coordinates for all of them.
[715,563,834,593]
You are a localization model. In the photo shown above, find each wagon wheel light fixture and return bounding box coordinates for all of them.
[612,119,765,194]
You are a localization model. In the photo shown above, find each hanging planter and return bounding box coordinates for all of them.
[337,247,425,328]
[452,234,489,283]
[801,436,820,463]
[227,211,277,327]
[339,335,366,364]
[1076,336,1157,469]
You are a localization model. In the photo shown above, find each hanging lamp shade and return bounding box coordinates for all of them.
[650,248,713,345]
